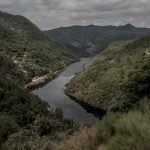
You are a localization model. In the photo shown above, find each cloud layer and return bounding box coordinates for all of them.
[1,0,150,29]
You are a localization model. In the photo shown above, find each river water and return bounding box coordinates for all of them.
[33,58,99,124]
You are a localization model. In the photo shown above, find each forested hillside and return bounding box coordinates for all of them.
[1,10,150,150]
[0,11,79,149]
[0,12,79,84]
[66,35,150,111]
[0,11,60,43]
[46,24,150,55]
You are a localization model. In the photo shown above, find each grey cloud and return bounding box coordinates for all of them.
[0,0,150,29]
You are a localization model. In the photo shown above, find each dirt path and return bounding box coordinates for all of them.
[25,74,51,89]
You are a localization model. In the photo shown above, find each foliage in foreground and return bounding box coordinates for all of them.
[51,99,150,150]
[97,99,150,150]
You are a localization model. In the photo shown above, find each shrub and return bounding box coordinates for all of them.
[0,115,19,139]
[108,101,150,150]
[95,112,121,143]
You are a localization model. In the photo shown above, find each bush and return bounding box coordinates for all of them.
[3,130,48,150]
[0,115,19,139]
[96,112,121,143]
[107,99,150,150]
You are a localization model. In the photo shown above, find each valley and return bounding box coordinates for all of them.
[46,24,150,55]
[33,58,100,125]
[0,10,150,150]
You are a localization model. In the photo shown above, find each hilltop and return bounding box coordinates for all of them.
[46,24,150,55]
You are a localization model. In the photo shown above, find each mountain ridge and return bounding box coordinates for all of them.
[46,24,150,55]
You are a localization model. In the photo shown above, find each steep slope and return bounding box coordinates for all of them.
[46,24,150,55]
[0,12,79,84]
[64,43,90,57]
[0,12,79,148]
[0,11,56,43]
[0,11,81,57]
[65,35,150,111]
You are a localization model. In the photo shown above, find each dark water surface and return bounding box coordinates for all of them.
[33,58,99,124]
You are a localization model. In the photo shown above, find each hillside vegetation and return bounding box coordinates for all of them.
[62,35,150,150]
[0,51,78,148]
[0,11,79,149]
[65,35,150,111]
[0,11,79,84]
[46,24,150,55]
[1,11,150,150]
[52,99,150,150]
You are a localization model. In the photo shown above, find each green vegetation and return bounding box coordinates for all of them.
[63,35,150,150]
[65,36,150,111]
[96,99,150,150]
[0,115,19,139]
[0,11,79,84]
[1,11,150,150]
[51,99,150,150]
[0,11,57,43]
[0,11,79,149]
[46,24,150,55]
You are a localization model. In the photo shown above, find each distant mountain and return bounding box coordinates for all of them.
[46,24,150,55]
[64,43,90,57]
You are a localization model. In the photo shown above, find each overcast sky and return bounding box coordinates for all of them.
[0,0,150,30]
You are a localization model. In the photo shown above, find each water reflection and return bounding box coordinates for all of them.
[33,58,99,124]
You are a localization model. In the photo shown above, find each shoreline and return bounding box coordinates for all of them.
[25,69,64,90]
[64,91,106,119]
[25,59,81,90]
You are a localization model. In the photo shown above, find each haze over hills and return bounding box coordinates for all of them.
[46,24,150,55]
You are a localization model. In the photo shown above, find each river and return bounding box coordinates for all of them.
[33,58,99,125]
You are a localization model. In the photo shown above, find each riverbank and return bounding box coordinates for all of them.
[25,59,82,90]
[25,70,63,89]
[33,58,99,124]
[64,91,106,119]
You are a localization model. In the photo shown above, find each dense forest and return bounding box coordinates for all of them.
[46,24,150,55]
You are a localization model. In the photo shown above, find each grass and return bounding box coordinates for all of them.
[53,99,150,150]
[96,99,150,150]
[51,127,100,150]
